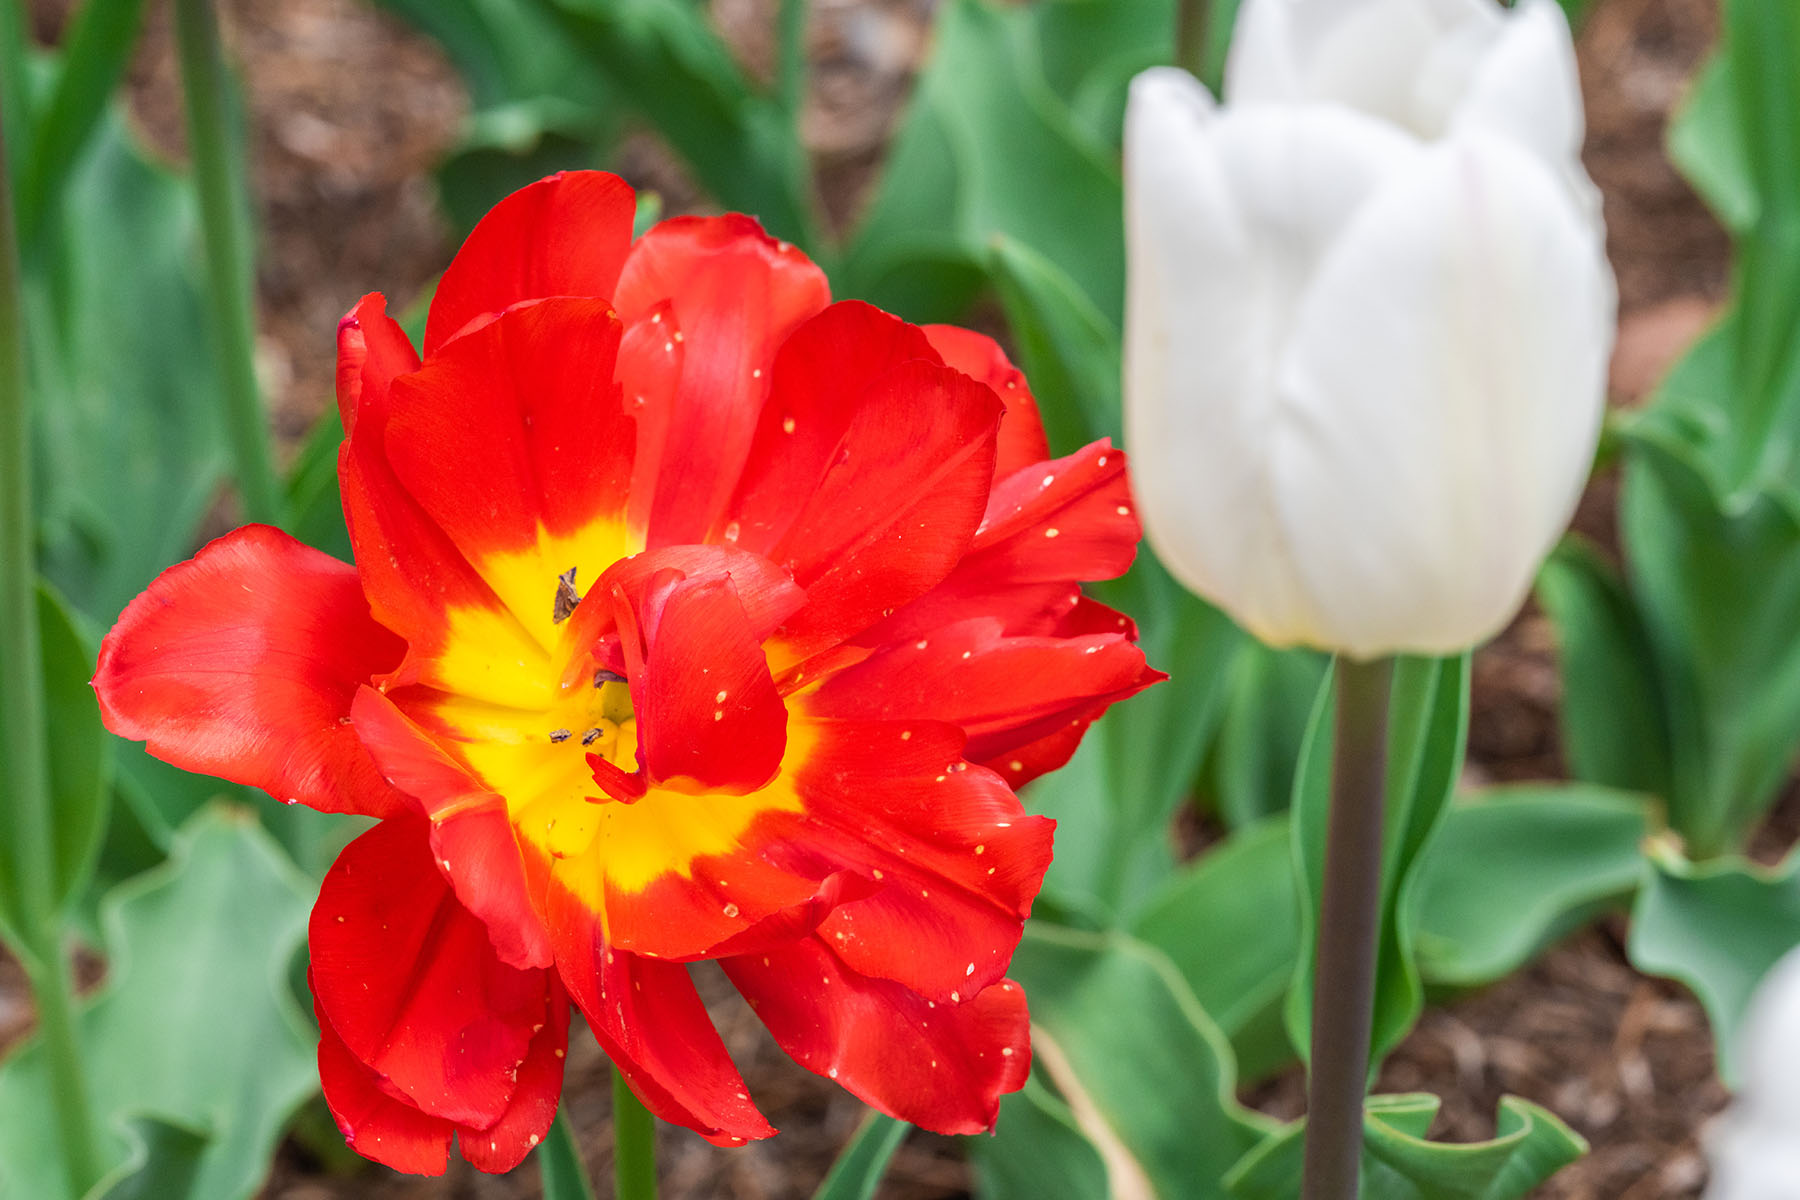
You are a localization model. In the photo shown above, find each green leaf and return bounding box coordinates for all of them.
[1201,643,1329,831]
[970,925,1273,1198]
[1618,437,1800,854]
[1535,536,1674,798]
[538,1111,597,1200]
[1414,784,1651,988]
[1286,655,1472,1070]
[1130,816,1301,1081]
[1668,55,1756,235]
[1627,841,1800,1085]
[1225,1094,1586,1200]
[29,106,229,627]
[88,1117,209,1200]
[840,0,1126,324]
[282,403,349,562]
[969,1077,1108,1200]
[0,806,318,1200]
[987,234,1123,454]
[811,1112,909,1200]
[542,0,815,249]
[436,100,610,240]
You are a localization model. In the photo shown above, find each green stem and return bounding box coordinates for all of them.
[0,88,103,1200]
[171,0,280,526]
[1301,656,1393,1200]
[612,1067,658,1200]
[1174,0,1211,80]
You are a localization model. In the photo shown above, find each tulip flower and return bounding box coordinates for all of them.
[1707,944,1800,1199]
[1124,0,1616,659]
[93,172,1159,1173]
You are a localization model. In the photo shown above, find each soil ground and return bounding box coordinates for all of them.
[10,0,1767,1196]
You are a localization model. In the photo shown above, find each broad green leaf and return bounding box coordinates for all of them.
[1618,437,1800,855]
[282,403,349,562]
[38,580,110,915]
[1225,1094,1585,1200]
[811,1112,909,1200]
[1628,842,1800,1084]
[1286,655,1472,1070]
[1030,0,1173,152]
[970,1077,1108,1200]
[971,925,1273,1198]
[841,0,1125,324]
[0,806,318,1200]
[1535,536,1674,798]
[88,1117,209,1200]
[543,0,815,249]
[987,234,1122,453]
[1414,785,1650,988]
[1201,643,1329,831]
[1668,56,1756,235]
[1131,816,1300,1081]
[29,106,228,627]
[16,0,149,242]
[375,0,610,114]
[436,100,608,239]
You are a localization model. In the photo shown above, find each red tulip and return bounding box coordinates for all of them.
[93,172,1159,1173]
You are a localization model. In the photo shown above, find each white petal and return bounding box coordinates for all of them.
[1451,0,1584,167]
[1271,130,1615,657]
[1124,73,1421,646]
[1708,946,1800,1199]
[1228,0,1500,136]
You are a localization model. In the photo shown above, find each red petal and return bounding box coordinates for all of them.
[870,441,1140,641]
[811,615,1156,764]
[723,939,1030,1134]
[546,882,775,1145]
[93,525,408,817]
[614,214,830,546]
[616,301,683,539]
[310,819,551,1129]
[769,360,1004,662]
[384,298,636,611]
[616,568,788,794]
[724,302,940,555]
[771,717,1054,1000]
[336,293,420,435]
[923,324,1049,477]
[349,687,553,969]
[315,990,453,1175]
[424,171,637,355]
[456,982,570,1173]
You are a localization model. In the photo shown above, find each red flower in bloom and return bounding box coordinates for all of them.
[93,172,1159,1173]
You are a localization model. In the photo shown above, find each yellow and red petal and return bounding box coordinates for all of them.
[545,886,775,1145]
[335,293,420,435]
[615,214,830,547]
[923,323,1050,478]
[383,298,638,655]
[349,686,553,969]
[310,818,551,1130]
[424,170,637,355]
[92,525,408,817]
[722,938,1030,1134]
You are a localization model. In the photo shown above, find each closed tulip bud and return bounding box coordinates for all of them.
[1123,0,1616,659]
[1706,945,1800,1199]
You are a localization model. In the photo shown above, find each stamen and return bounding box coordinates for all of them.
[594,668,626,688]
[553,567,581,624]
[549,729,572,743]
[580,728,603,746]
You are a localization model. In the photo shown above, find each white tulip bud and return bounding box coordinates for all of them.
[1123,0,1615,659]
[1706,944,1800,1199]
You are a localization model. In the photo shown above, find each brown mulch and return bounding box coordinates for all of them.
[3,0,1757,1196]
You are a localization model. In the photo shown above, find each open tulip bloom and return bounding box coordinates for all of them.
[1124,0,1616,660]
[91,172,1158,1173]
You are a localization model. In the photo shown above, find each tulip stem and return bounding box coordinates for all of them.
[0,90,105,1200]
[612,1066,658,1200]
[1175,0,1211,80]
[172,0,281,527]
[1301,656,1393,1200]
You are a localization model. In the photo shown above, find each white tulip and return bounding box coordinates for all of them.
[1123,0,1615,659]
[1706,944,1800,1199]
